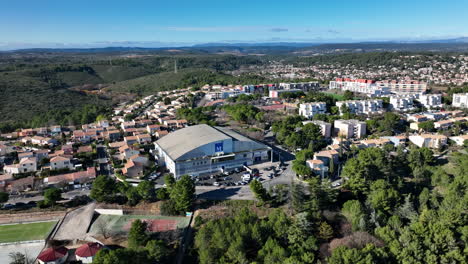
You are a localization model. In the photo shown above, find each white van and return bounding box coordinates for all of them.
[241,173,251,182]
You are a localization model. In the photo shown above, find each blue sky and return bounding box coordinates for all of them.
[1,0,467,49]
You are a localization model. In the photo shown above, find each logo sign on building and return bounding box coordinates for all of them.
[215,142,223,152]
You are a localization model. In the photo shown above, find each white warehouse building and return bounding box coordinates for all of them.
[154,125,272,178]
[299,102,327,118]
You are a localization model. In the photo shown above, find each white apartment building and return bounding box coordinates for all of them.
[409,134,448,148]
[303,120,332,137]
[335,99,383,115]
[206,89,246,100]
[279,82,319,91]
[268,89,302,98]
[299,102,327,118]
[452,93,468,108]
[418,94,443,109]
[389,95,415,111]
[375,80,427,94]
[329,78,391,97]
[334,119,367,138]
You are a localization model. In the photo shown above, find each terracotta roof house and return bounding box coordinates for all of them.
[44,167,96,186]
[37,246,68,264]
[75,242,103,263]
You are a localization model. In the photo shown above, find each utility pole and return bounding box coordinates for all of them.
[174,59,177,74]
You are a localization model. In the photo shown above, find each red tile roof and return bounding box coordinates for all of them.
[75,242,103,258]
[37,246,68,262]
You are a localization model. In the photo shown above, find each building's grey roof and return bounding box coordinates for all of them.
[155,124,231,161]
[215,126,270,153]
[155,124,270,161]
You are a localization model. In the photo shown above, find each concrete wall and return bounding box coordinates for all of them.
[94,209,123,215]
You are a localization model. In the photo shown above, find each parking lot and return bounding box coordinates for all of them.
[153,161,287,188]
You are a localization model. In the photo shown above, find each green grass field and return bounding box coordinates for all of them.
[0,221,57,243]
[89,215,190,236]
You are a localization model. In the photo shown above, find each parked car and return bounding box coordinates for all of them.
[213,182,220,187]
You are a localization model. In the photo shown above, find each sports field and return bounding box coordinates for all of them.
[89,215,190,236]
[0,221,57,243]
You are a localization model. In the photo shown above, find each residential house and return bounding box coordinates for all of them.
[147,124,163,135]
[50,156,74,171]
[409,134,448,148]
[313,149,339,165]
[3,157,37,175]
[434,119,454,129]
[122,160,144,178]
[44,167,96,186]
[306,159,327,178]
[358,138,392,148]
[136,134,152,144]
[124,136,138,145]
[156,130,169,138]
[449,134,468,146]
[119,145,140,160]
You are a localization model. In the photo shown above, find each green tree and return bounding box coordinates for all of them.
[250,180,270,202]
[342,200,365,231]
[418,121,435,132]
[368,180,400,214]
[90,175,116,202]
[128,219,149,249]
[44,188,61,205]
[145,240,170,262]
[169,175,195,213]
[137,181,155,201]
[0,192,9,205]
[328,244,390,264]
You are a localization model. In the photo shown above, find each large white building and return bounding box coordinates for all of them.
[155,125,272,178]
[389,95,415,111]
[329,78,390,97]
[452,93,468,108]
[418,94,443,109]
[279,82,319,91]
[299,102,327,118]
[334,119,367,138]
[375,80,427,94]
[268,89,303,98]
[336,99,383,115]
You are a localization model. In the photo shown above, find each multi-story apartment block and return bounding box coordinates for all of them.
[299,102,327,118]
[303,120,332,137]
[375,80,427,94]
[279,82,319,91]
[335,99,383,115]
[452,93,468,108]
[268,89,302,98]
[418,94,443,109]
[389,95,415,111]
[334,119,367,138]
[329,78,390,97]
